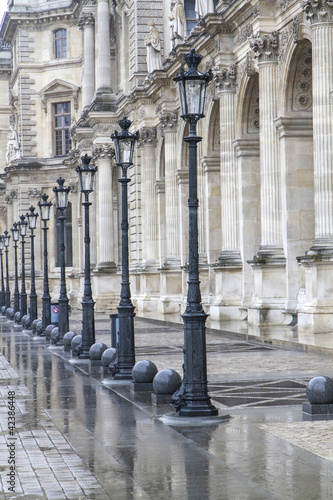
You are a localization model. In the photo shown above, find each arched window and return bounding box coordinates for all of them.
[54,29,67,59]
[55,202,72,267]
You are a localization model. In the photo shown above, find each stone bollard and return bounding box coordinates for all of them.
[50,327,59,344]
[101,348,117,373]
[6,308,14,321]
[45,324,55,342]
[32,319,40,334]
[131,360,158,392]
[303,376,333,418]
[71,335,82,357]
[152,369,182,405]
[63,331,76,352]
[36,320,43,336]
[89,343,108,366]
[21,315,31,330]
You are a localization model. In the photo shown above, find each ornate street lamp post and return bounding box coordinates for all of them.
[26,206,39,322]
[37,194,52,335]
[111,116,138,379]
[173,48,218,416]
[18,215,28,320]
[10,223,20,315]
[3,230,11,311]
[0,236,5,310]
[53,178,70,345]
[76,154,97,358]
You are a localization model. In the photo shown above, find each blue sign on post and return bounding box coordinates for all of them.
[51,303,59,325]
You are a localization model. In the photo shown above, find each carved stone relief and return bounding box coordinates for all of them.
[292,42,312,112]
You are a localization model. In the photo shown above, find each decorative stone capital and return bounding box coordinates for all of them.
[64,148,81,166]
[138,127,157,147]
[159,111,178,132]
[302,0,333,24]
[249,31,279,63]
[5,189,17,205]
[78,13,95,29]
[213,64,237,92]
[92,144,115,160]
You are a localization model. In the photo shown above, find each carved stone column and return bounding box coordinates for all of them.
[78,13,95,110]
[302,1,333,249]
[296,1,333,332]
[250,32,284,258]
[214,65,241,265]
[139,127,159,269]
[160,111,181,268]
[96,0,112,95]
[246,32,286,326]
[93,145,117,271]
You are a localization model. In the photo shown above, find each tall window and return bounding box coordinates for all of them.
[54,102,71,156]
[55,29,67,59]
[184,0,196,34]
[55,202,73,267]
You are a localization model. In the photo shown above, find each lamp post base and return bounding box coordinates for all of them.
[114,303,135,380]
[179,403,219,417]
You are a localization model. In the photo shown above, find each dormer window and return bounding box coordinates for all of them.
[55,29,67,59]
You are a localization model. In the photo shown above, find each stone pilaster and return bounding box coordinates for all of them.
[96,0,112,95]
[78,13,95,110]
[92,144,117,272]
[139,127,159,269]
[302,0,333,250]
[250,31,284,259]
[160,111,180,269]
[214,65,242,265]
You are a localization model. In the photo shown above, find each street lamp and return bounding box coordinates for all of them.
[37,193,52,335]
[3,230,11,311]
[10,222,20,315]
[53,177,70,345]
[0,236,5,310]
[26,206,39,323]
[173,48,217,416]
[111,116,139,379]
[76,154,97,358]
[18,215,28,320]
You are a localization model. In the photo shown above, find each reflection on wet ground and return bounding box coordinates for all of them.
[0,315,333,498]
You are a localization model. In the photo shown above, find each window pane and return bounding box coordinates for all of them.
[55,117,63,128]
[63,102,71,113]
[64,115,71,127]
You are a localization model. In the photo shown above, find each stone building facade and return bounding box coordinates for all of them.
[0,0,331,333]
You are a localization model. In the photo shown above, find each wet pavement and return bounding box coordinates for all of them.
[0,312,333,499]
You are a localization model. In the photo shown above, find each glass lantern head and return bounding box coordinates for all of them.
[38,193,52,221]
[53,177,70,210]
[3,230,11,247]
[26,206,39,230]
[18,215,28,237]
[111,116,138,167]
[173,48,212,122]
[76,154,98,194]
[11,222,19,242]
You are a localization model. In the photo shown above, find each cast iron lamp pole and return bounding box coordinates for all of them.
[18,215,28,320]
[111,116,139,379]
[10,223,20,315]
[37,194,52,335]
[0,236,5,310]
[53,178,70,345]
[26,206,39,322]
[76,154,98,358]
[173,48,218,417]
[3,230,11,311]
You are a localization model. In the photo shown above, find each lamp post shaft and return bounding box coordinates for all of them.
[179,121,218,417]
[58,213,69,344]
[4,248,9,310]
[13,242,19,314]
[114,170,135,379]
[29,230,37,322]
[0,250,5,308]
[80,193,95,358]
[41,221,51,334]
[20,237,27,318]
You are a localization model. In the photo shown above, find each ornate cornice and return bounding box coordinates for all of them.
[302,0,333,24]
[249,31,279,63]
[138,127,157,147]
[159,111,178,131]
[213,65,237,92]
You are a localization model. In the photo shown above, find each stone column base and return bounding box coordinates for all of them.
[91,273,121,312]
[209,260,243,321]
[159,269,183,314]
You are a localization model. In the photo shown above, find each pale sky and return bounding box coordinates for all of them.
[0,0,7,25]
